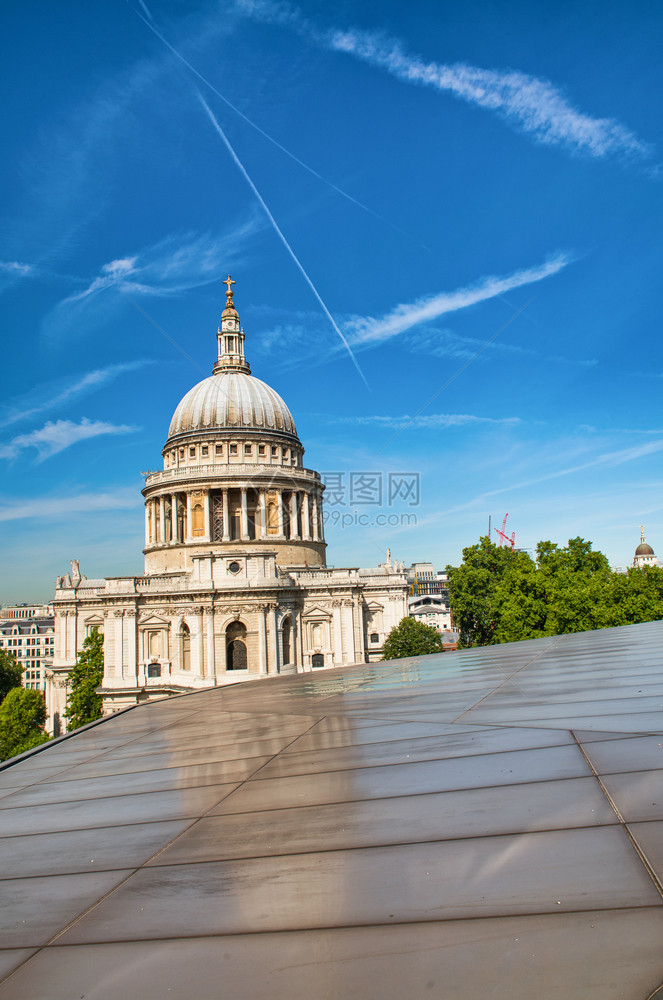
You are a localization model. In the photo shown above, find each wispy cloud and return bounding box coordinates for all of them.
[0,261,34,276]
[255,255,573,369]
[235,2,653,163]
[0,362,150,431]
[42,221,261,342]
[328,30,652,162]
[345,254,572,346]
[59,224,260,307]
[409,327,597,369]
[328,413,521,429]
[0,419,136,462]
[482,438,663,499]
[0,488,139,523]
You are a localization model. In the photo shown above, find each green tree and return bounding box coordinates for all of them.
[66,628,104,731]
[446,536,529,647]
[449,534,663,648]
[0,687,49,761]
[0,649,23,703]
[381,617,445,659]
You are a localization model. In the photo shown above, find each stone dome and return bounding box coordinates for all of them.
[635,541,655,557]
[167,371,297,440]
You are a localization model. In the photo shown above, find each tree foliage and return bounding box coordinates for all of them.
[381,617,445,659]
[447,536,663,647]
[66,628,104,732]
[0,687,49,761]
[0,649,23,704]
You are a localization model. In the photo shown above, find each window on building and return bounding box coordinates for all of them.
[189,447,196,458]
[201,445,208,457]
[258,445,266,455]
[244,443,252,455]
[370,633,380,643]
[147,664,161,678]
[226,621,248,670]
[229,443,238,455]
[179,624,191,671]
[282,618,292,667]
[271,446,278,457]
[312,653,324,668]
[215,444,223,455]
[192,503,204,537]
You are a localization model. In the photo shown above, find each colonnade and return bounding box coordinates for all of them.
[145,486,323,546]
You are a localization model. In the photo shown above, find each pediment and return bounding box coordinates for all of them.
[138,614,170,627]
[302,605,331,620]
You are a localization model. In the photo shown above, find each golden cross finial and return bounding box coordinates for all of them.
[223,275,235,296]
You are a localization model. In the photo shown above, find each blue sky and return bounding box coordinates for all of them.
[2,0,662,602]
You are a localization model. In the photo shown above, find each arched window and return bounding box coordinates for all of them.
[266,493,279,534]
[180,623,191,671]
[282,618,292,666]
[192,503,204,537]
[312,653,324,668]
[370,632,379,644]
[226,621,247,670]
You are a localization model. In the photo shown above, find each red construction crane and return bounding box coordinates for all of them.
[494,513,516,549]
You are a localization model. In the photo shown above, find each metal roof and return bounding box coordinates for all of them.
[1,621,663,998]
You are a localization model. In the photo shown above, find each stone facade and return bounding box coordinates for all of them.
[48,280,407,729]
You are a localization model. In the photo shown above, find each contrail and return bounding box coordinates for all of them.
[197,93,370,389]
[130,7,419,246]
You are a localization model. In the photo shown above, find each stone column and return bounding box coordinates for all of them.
[312,494,320,541]
[68,611,78,666]
[171,493,178,542]
[192,608,203,676]
[113,610,124,678]
[271,606,280,674]
[145,504,150,546]
[203,492,211,542]
[222,489,230,542]
[355,598,366,663]
[277,490,285,538]
[205,606,215,680]
[332,603,343,665]
[159,497,166,542]
[302,492,311,541]
[258,606,268,674]
[342,601,355,662]
[258,491,267,539]
[126,610,137,681]
[290,493,298,540]
[185,493,193,542]
[240,488,249,540]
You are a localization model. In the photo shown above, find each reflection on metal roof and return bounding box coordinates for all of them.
[1,622,663,998]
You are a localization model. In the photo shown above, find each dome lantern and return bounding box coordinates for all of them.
[213,275,251,375]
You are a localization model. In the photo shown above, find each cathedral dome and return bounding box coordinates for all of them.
[168,371,297,439]
[635,541,655,557]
